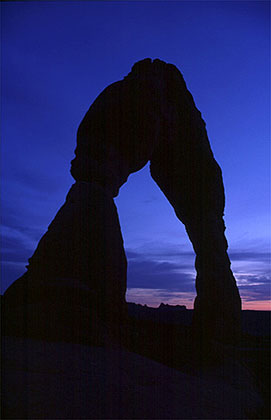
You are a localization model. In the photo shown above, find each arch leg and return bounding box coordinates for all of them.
[3,182,127,343]
[150,116,241,342]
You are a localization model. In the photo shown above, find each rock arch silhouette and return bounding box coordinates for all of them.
[3,59,241,342]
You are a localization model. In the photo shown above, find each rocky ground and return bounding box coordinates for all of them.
[125,307,270,419]
[2,305,270,419]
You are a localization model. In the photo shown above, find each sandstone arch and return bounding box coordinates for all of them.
[3,59,241,343]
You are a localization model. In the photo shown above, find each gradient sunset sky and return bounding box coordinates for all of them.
[1,1,270,310]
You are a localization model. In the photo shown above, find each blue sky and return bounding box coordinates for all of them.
[1,1,270,309]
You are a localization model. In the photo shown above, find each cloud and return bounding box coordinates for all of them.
[9,170,66,196]
[126,247,196,292]
[1,213,45,243]
[229,251,270,264]
[1,261,26,293]
[126,250,141,259]
[1,224,38,292]
[127,259,195,291]
[235,273,271,302]
[230,248,270,302]
[125,246,271,305]
[2,225,37,254]
[126,243,195,262]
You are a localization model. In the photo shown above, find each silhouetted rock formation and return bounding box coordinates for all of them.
[3,58,241,343]
[158,303,187,311]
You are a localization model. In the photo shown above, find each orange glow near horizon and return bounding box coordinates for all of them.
[129,299,271,311]
[241,300,271,311]
[126,289,271,311]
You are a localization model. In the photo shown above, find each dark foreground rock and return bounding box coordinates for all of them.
[2,336,263,419]
[2,304,270,419]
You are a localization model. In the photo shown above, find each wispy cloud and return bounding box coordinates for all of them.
[1,224,37,292]
[235,274,270,301]
[125,245,271,308]
[229,251,270,264]
[126,246,195,292]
